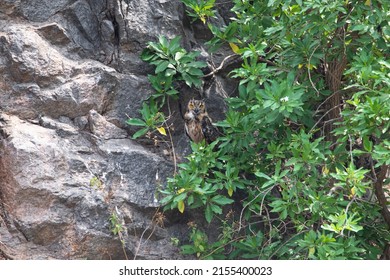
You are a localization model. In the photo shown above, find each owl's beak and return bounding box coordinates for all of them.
[193,108,200,115]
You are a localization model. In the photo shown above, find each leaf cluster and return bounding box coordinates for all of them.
[181,0,217,24]
[128,35,206,139]
[169,0,390,260]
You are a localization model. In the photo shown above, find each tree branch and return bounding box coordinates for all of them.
[203,54,240,78]
[373,164,390,228]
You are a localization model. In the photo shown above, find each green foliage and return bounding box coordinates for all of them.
[109,211,124,237]
[160,141,236,223]
[132,0,390,260]
[330,163,370,197]
[109,210,129,259]
[181,225,209,258]
[297,230,366,260]
[168,0,390,259]
[126,100,165,139]
[181,0,217,24]
[89,176,103,190]
[128,35,206,139]
[141,35,206,89]
[321,211,363,235]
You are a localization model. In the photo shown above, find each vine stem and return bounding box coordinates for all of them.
[309,103,344,134]
[307,44,320,96]
[238,185,274,232]
[165,97,177,175]
[133,209,162,260]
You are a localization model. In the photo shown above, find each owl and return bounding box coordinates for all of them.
[184,99,220,144]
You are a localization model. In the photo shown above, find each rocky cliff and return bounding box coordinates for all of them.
[0,0,233,260]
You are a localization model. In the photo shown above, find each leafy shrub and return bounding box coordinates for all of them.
[127,35,206,139]
[129,0,390,259]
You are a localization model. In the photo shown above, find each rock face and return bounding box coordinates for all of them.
[0,114,177,259]
[0,0,232,259]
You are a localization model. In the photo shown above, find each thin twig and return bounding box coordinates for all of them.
[118,231,129,260]
[238,185,274,232]
[309,103,344,134]
[165,97,177,174]
[307,45,321,96]
[267,230,308,260]
[201,235,244,260]
[340,196,356,236]
[133,209,162,260]
[203,54,240,78]
[263,206,273,247]
[312,89,344,117]
[114,206,129,260]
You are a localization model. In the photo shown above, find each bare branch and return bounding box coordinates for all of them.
[203,54,240,78]
[309,103,344,134]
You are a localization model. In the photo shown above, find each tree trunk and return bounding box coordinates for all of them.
[324,55,347,142]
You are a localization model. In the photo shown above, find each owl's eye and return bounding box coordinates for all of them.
[189,104,194,109]
[199,104,204,108]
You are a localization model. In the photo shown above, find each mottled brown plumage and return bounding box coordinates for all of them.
[184,99,220,144]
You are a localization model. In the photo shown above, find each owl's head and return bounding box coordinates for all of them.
[187,99,206,115]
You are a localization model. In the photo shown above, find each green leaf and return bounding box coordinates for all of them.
[254,171,271,180]
[362,136,372,152]
[205,204,213,223]
[173,192,187,203]
[181,245,196,255]
[126,118,146,127]
[155,60,170,73]
[165,68,177,77]
[210,203,222,214]
[159,195,174,205]
[187,195,194,205]
[132,127,149,139]
[188,61,207,68]
[321,224,339,234]
[264,26,283,36]
[175,51,186,61]
[169,36,182,51]
[187,67,204,77]
[166,88,179,96]
[182,72,200,88]
[158,35,169,48]
[267,0,277,7]
[140,49,156,62]
[211,195,234,206]
[280,209,288,220]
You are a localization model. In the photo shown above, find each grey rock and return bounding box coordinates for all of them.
[0,114,177,259]
[37,23,72,46]
[39,115,79,137]
[62,0,101,53]
[74,116,89,130]
[0,0,21,19]
[88,110,128,139]
[0,0,232,260]
[0,25,115,119]
[20,0,74,22]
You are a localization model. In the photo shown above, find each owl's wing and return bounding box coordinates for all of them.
[201,115,220,144]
